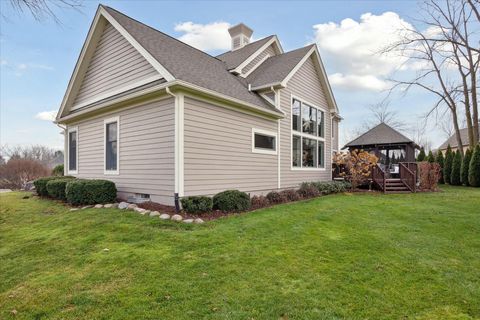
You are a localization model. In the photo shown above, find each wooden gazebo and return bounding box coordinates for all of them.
[342,123,420,193]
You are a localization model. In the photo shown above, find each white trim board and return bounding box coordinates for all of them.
[232,36,283,75]
[251,128,278,155]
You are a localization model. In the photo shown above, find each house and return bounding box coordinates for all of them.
[343,123,419,167]
[55,5,341,206]
[438,126,479,154]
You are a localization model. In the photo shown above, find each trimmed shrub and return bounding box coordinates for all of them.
[279,189,301,202]
[266,191,287,204]
[297,183,320,199]
[312,181,350,194]
[450,150,462,186]
[251,195,270,210]
[65,179,117,205]
[52,164,64,176]
[213,190,250,212]
[436,151,445,184]
[417,148,426,162]
[46,178,72,200]
[461,148,472,186]
[33,176,74,197]
[444,145,454,184]
[180,196,213,214]
[469,144,480,187]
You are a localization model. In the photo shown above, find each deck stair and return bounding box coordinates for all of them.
[385,178,410,193]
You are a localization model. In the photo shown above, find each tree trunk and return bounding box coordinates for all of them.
[452,110,465,155]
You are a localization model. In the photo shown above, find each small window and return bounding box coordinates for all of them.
[68,127,78,173]
[104,117,119,174]
[252,129,277,155]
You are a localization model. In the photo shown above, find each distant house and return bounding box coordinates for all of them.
[438,126,479,154]
[55,5,341,205]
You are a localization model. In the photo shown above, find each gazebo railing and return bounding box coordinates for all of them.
[399,162,417,192]
[372,164,386,192]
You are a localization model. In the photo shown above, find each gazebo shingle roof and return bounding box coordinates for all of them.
[344,123,416,149]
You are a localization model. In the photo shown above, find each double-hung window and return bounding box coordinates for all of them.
[104,117,119,174]
[291,97,326,169]
[67,127,78,174]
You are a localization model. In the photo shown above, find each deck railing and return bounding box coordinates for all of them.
[399,162,417,192]
[372,164,386,192]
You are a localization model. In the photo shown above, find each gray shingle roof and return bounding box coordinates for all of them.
[344,123,415,148]
[104,6,279,113]
[246,45,314,88]
[216,36,275,70]
[438,126,479,150]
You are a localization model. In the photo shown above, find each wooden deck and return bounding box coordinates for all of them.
[372,162,418,193]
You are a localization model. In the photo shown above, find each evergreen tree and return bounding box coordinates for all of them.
[461,148,472,186]
[426,150,435,163]
[469,144,480,187]
[450,150,462,185]
[444,145,453,184]
[417,148,426,161]
[436,151,445,184]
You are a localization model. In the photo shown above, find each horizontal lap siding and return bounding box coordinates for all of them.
[241,45,277,75]
[183,97,278,196]
[72,22,159,108]
[280,56,332,187]
[69,97,175,203]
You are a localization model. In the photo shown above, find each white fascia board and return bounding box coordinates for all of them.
[232,36,283,75]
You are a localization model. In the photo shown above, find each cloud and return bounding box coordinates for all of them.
[175,21,231,51]
[328,73,390,91]
[312,12,415,91]
[35,110,57,121]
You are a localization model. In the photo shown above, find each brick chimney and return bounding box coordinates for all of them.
[228,23,253,51]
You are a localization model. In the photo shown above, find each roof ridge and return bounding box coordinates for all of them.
[103,5,225,64]
[215,35,275,58]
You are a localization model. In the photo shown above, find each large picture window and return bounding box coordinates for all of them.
[104,117,119,174]
[291,97,326,169]
[68,127,78,174]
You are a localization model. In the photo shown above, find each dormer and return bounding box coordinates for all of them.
[228,23,253,51]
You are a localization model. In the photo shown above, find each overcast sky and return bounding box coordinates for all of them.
[0,0,447,150]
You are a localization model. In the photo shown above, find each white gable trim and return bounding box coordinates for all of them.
[282,46,339,114]
[56,6,174,120]
[242,54,271,78]
[232,36,283,75]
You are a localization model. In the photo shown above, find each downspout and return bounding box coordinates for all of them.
[272,86,281,189]
[56,122,67,176]
[166,87,181,213]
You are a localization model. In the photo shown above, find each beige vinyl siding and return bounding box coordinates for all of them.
[72,22,159,109]
[332,119,339,151]
[183,97,278,196]
[280,55,332,188]
[67,97,175,204]
[241,44,277,75]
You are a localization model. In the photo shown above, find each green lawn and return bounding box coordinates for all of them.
[1,186,479,320]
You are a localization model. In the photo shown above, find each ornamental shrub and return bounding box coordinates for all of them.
[461,148,472,186]
[52,164,64,176]
[266,191,287,204]
[250,195,270,210]
[418,162,441,191]
[444,145,453,184]
[436,151,445,184]
[417,148,426,162]
[279,189,301,202]
[426,151,435,163]
[468,144,480,187]
[33,176,75,197]
[297,183,320,198]
[450,150,462,186]
[180,196,213,214]
[65,179,117,205]
[213,190,250,212]
[46,178,72,200]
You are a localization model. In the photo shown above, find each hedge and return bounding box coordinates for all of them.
[469,144,480,187]
[213,190,250,212]
[444,145,453,184]
[461,148,472,186]
[450,150,462,186]
[180,196,213,214]
[313,181,351,194]
[33,176,75,197]
[46,178,72,200]
[65,179,117,205]
[52,164,64,176]
[436,151,445,184]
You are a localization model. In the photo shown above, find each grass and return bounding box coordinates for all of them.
[0,186,479,320]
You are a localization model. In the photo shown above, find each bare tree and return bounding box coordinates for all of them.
[5,0,83,23]
[0,144,63,168]
[364,100,408,131]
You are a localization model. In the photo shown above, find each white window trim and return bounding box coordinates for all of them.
[252,128,278,155]
[290,95,327,171]
[104,116,120,175]
[67,126,78,175]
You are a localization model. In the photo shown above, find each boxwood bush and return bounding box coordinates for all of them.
[46,178,73,200]
[313,181,351,194]
[213,190,250,212]
[297,183,320,198]
[33,176,75,197]
[65,179,117,205]
[181,196,213,214]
